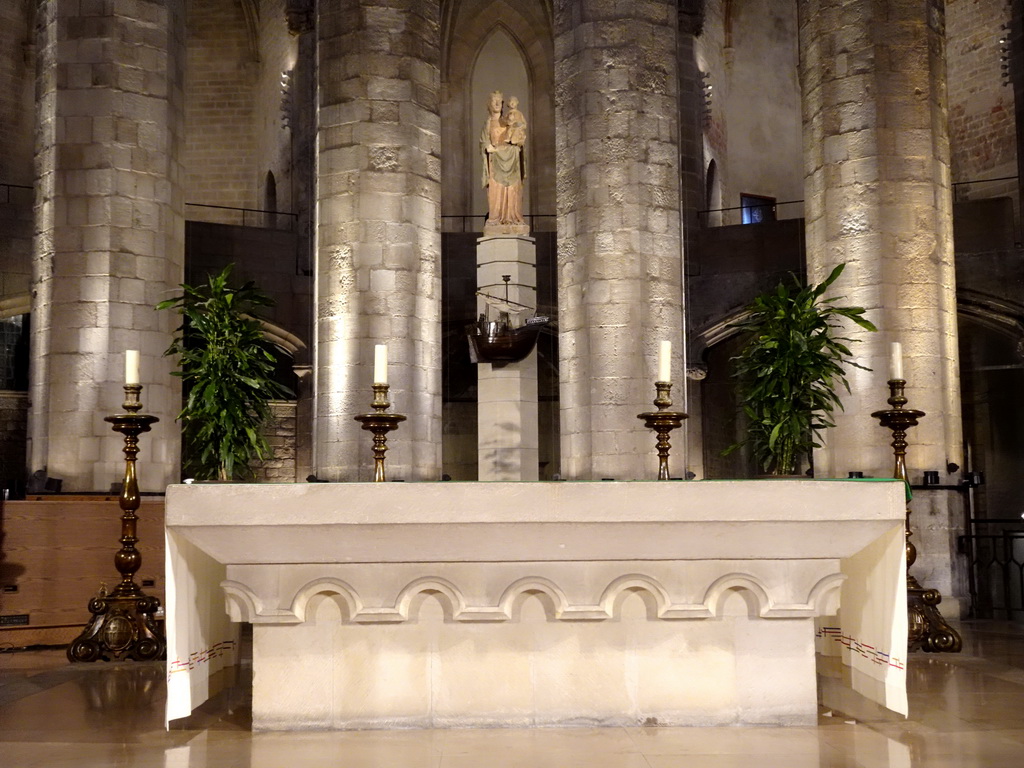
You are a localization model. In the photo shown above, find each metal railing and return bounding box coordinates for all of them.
[697,199,805,227]
[1,183,32,205]
[959,522,1024,618]
[185,202,298,231]
[952,174,1019,192]
[441,214,556,233]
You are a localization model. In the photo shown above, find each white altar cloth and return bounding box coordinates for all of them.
[165,479,907,727]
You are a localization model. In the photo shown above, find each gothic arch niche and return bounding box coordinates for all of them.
[705,157,721,226]
[470,27,530,219]
[264,170,277,227]
[440,0,554,225]
[439,0,557,482]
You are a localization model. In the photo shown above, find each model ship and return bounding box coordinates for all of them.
[468,275,549,364]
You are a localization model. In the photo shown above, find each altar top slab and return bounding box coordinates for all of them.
[166,480,905,564]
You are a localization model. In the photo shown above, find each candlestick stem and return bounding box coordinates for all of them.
[872,379,961,653]
[68,385,164,662]
[354,383,407,481]
[638,381,688,480]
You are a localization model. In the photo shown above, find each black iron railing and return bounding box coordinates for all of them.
[1,182,32,204]
[441,214,556,233]
[185,202,298,231]
[959,522,1024,618]
[696,198,805,226]
[952,174,1019,190]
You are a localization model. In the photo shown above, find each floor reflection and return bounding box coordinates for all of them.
[1,620,1022,767]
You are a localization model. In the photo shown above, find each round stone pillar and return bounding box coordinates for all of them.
[31,0,185,491]
[315,0,441,480]
[800,0,962,481]
[554,0,684,480]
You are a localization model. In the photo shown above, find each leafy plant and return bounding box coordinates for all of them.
[157,265,292,481]
[726,263,877,476]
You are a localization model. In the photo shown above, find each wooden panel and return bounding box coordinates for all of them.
[0,499,166,638]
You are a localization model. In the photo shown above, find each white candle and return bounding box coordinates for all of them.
[889,341,903,381]
[658,340,672,383]
[373,344,388,385]
[125,349,140,385]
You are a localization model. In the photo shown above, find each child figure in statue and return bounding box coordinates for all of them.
[505,96,527,147]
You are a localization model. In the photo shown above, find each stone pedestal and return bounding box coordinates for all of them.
[476,235,538,481]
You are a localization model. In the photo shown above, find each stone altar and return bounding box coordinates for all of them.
[165,480,907,729]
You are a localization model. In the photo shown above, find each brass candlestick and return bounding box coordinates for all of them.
[637,381,688,480]
[353,383,407,482]
[68,384,164,662]
[871,378,962,653]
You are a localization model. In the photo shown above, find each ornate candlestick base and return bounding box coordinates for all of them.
[354,383,407,482]
[637,381,688,481]
[871,378,962,653]
[68,384,164,662]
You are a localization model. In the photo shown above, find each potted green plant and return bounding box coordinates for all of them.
[157,265,292,481]
[725,263,877,476]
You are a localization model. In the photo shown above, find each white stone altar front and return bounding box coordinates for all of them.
[165,480,907,730]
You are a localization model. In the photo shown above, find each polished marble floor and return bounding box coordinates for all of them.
[1,621,1023,767]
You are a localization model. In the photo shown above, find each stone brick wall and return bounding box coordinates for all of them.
[723,1,803,222]
[697,0,728,215]
[947,0,1018,201]
[0,391,28,495]
[0,0,34,186]
[697,0,803,225]
[253,400,297,482]
[254,0,296,218]
[0,1,34,303]
[0,187,33,302]
[185,0,258,212]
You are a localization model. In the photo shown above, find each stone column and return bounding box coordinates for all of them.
[31,0,185,491]
[801,0,963,604]
[800,0,961,479]
[554,0,684,480]
[315,0,441,481]
[678,9,706,480]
